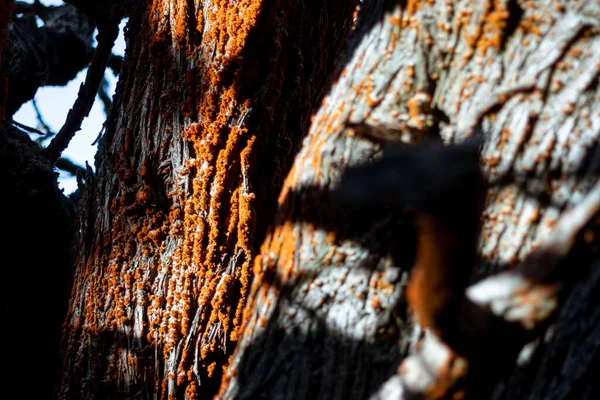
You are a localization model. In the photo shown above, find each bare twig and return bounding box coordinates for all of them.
[6,118,47,136]
[108,54,123,75]
[44,23,119,163]
[56,156,86,176]
[32,99,54,135]
[97,77,112,116]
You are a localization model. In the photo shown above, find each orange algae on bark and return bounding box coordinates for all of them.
[57,0,357,398]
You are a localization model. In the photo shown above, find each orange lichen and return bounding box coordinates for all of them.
[172,1,188,45]
[58,0,361,397]
[371,297,382,311]
[404,0,423,27]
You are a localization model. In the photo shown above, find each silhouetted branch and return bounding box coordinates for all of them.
[97,77,111,116]
[2,4,96,117]
[12,1,37,15]
[65,0,129,29]
[56,156,86,176]
[5,118,46,136]
[44,22,119,163]
[0,0,15,123]
[108,54,123,75]
[32,98,53,135]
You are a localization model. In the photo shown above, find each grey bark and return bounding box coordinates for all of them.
[222,0,600,399]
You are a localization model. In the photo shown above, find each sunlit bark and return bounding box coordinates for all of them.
[57,1,356,398]
[221,0,600,398]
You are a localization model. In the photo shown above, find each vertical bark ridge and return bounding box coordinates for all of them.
[57,0,356,398]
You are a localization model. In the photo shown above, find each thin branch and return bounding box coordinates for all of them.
[56,156,86,176]
[44,23,119,163]
[32,99,53,135]
[108,54,123,75]
[97,77,112,116]
[6,118,46,136]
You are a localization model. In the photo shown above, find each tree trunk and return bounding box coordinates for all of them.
[54,0,600,399]
[56,0,357,398]
[219,0,600,399]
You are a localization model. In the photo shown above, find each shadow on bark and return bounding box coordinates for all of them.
[209,0,396,254]
[491,258,600,400]
[234,173,600,399]
[230,299,404,400]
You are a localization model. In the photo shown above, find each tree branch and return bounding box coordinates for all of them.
[97,77,112,116]
[6,118,47,136]
[32,98,53,136]
[2,4,96,117]
[108,54,123,75]
[56,156,86,176]
[44,23,119,163]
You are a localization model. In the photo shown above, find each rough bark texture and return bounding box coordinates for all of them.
[56,0,356,398]
[32,0,599,399]
[220,0,600,399]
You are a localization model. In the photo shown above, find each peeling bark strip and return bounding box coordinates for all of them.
[57,0,356,399]
[222,0,600,399]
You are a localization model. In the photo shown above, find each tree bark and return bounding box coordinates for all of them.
[51,0,600,399]
[56,0,357,398]
[219,0,600,399]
